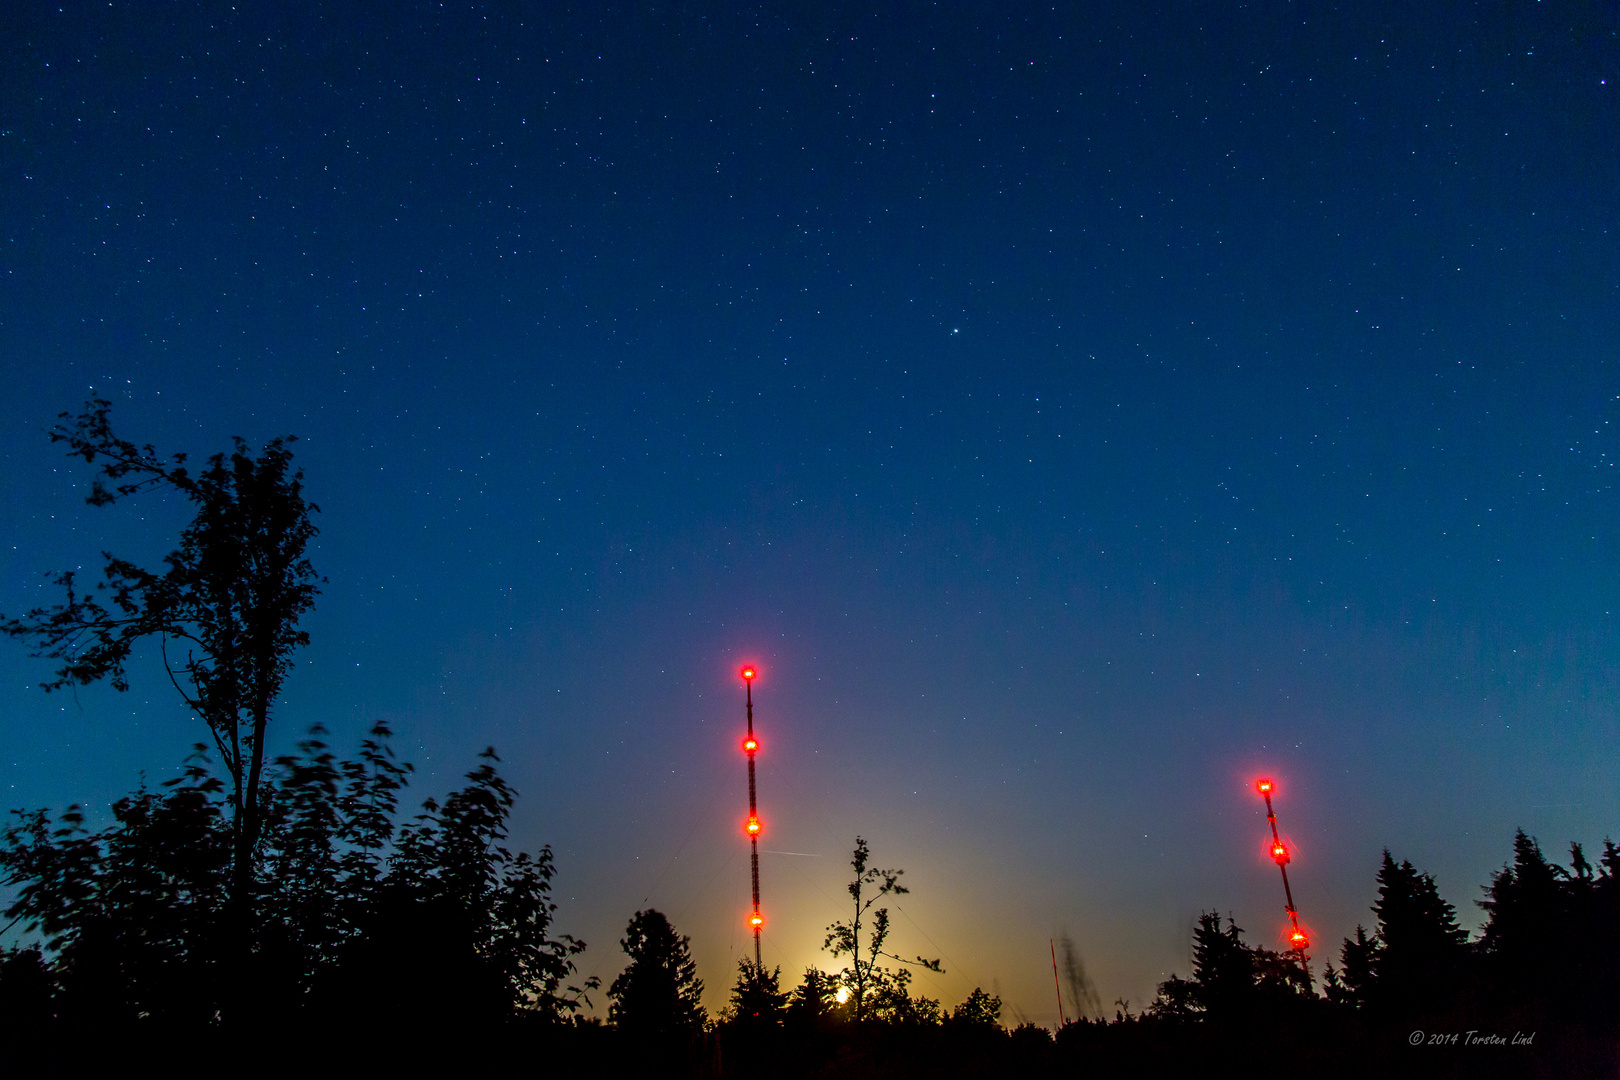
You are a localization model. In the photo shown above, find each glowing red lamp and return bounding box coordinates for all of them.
[1256,779,1273,795]
[749,912,764,929]
[742,736,759,754]
[1289,929,1309,947]
[1272,843,1290,864]
[746,816,762,836]
[741,666,756,682]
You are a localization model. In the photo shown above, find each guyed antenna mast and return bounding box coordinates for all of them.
[741,666,764,968]
[1255,778,1310,970]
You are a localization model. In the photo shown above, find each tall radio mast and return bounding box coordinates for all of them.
[1255,778,1309,970]
[741,665,764,968]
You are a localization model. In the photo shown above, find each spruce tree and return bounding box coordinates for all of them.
[608,909,706,1039]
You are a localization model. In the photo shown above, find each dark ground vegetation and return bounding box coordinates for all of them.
[0,729,1615,1078]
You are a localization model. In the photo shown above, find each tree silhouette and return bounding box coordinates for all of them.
[1151,911,1311,1021]
[1332,925,1378,1008]
[258,726,344,1007]
[947,987,1002,1027]
[1,731,591,1029]
[727,958,787,1028]
[0,752,230,1025]
[786,967,840,1028]
[1189,911,1254,1016]
[1478,829,1569,1011]
[1,399,321,998]
[608,909,706,1039]
[1567,841,1618,1013]
[1333,850,1468,1016]
[822,836,941,1022]
[325,746,591,1025]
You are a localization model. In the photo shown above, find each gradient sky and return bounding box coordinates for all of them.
[3,2,1617,1023]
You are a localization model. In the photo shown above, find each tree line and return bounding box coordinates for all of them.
[5,733,1612,1077]
[1117,832,1620,1078]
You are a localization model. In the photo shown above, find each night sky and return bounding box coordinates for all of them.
[3,2,1617,1023]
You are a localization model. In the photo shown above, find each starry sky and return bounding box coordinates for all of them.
[2,2,1617,1023]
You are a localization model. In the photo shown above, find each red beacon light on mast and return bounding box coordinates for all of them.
[741,666,756,682]
[745,816,762,836]
[742,736,759,754]
[749,912,764,929]
[1256,778,1274,795]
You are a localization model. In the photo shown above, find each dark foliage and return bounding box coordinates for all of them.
[608,908,706,1040]
[787,966,841,1028]
[727,958,788,1029]
[1315,833,1620,1078]
[0,726,590,1033]
[1331,850,1469,1017]
[1,401,323,987]
[946,987,1002,1028]
[1149,911,1313,1023]
[4,804,1617,1077]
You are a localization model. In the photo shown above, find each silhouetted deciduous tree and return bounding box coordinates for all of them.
[823,836,941,1022]
[0,730,590,1029]
[0,400,322,993]
[608,909,706,1039]
[345,746,591,1025]
[947,987,1002,1028]
[0,751,229,1025]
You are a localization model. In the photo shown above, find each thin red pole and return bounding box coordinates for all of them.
[1050,939,1068,1028]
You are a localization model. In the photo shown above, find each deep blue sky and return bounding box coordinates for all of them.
[3,2,1617,1021]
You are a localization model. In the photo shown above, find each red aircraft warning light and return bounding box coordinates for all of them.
[749,913,764,929]
[743,737,759,754]
[1256,778,1274,795]
[746,816,762,836]
[741,665,757,682]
